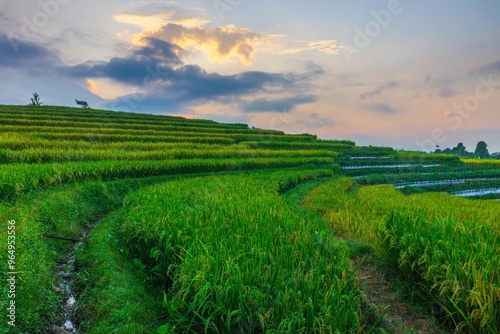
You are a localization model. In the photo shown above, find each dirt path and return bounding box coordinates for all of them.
[356,259,447,334]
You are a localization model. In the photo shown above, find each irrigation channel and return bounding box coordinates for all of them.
[452,187,500,197]
[341,164,441,170]
[54,221,99,334]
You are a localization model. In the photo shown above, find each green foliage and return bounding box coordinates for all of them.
[474,141,490,158]
[0,157,334,202]
[0,179,149,333]
[29,93,42,106]
[122,170,361,333]
[303,178,500,333]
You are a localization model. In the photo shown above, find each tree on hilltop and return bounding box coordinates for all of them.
[29,93,42,106]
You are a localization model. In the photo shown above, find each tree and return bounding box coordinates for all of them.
[474,141,490,158]
[452,142,467,156]
[75,99,90,108]
[29,93,43,106]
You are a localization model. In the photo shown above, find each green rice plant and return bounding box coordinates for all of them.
[0,105,249,129]
[246,140,354,150]
[380,211,499,333]
[0,115,284,135]
[0,147,335,164]
[462,158,500,167]
[0,124,315,143]
[0,157,335,202]
[303,178,500,333]
[121,170,361,333]
[22,131,236,145]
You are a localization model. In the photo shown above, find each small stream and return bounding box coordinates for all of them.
[56,221,98,333]
[58,252,78,333]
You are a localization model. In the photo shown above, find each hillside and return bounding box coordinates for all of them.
[0,105,498,334]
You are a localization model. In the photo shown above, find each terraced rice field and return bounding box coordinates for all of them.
[0,105,498,333]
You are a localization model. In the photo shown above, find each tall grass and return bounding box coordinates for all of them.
[380,211,499,333]
[0,157,335,202]
[303,178,500,333]
[462,158,500,167]
[121,170,361,333]
[0,147,334,164]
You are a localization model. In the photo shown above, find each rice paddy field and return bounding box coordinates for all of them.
[0,105,498,333]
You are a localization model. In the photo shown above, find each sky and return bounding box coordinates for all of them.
[1,0,500,152]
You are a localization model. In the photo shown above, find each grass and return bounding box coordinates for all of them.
[1,104,498,333]
[461,158,500,167]
[0,157,335,202]
[0,176,181,333]
[74,209,163,334]
[302,178,500,333]
[121,169,362,333]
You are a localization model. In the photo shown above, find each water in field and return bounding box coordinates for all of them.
[349,156,390,160]
[394,178,500,189]
[341,164,441,170]
[59,252,78,333]
[452,188,500,197]
[56,221,98,333]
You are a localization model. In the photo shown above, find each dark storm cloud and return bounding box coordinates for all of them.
[242,95,316,112]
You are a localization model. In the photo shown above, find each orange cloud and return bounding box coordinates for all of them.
[116,3,343,65]
[137,24,261,65]
[86,79,99,94]
[114,2,210,30]
[269,39,344,55]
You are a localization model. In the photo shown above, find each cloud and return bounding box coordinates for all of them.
[438,86,459,98]
[371,103,398,114]
[469,59,500,76]
[65,41,295,101]
[137,23,262,65]
[117,3,342,65]
[360,80,400,100]
[63,37,184,86]
[304,113,335,128]
[269,39,343,56]
[59,36,318,113]
[86,79,99,94]
[114,1,210,30]
[242,95,316,112]
[1,32,321,114]
[0,34,60,70]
